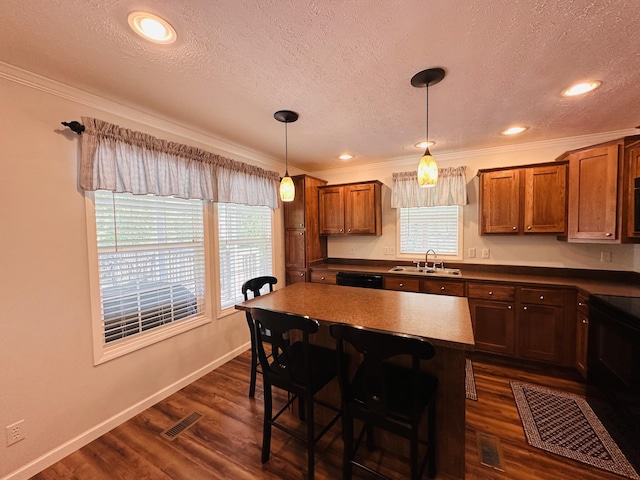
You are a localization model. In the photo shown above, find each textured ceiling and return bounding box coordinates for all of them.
[1,0,639,171]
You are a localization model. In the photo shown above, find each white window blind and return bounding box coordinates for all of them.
[399,206,460,255]
[94,191,205,344]
[218,203,273,310]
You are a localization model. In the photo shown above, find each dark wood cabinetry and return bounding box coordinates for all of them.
[558,135,640,243]
[283,175,327,285]
[421,279,465,297]
[479,162,567,235]
[384,276,420,292]
[318,181,382,236]
[575,292,589,379]
[468,283,516,355]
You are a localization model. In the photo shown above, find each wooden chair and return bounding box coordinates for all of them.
[241,276,278,397]
[250,307,341,480]
[329,323,438,480]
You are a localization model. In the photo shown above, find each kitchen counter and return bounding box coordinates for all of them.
[311,260,640,297]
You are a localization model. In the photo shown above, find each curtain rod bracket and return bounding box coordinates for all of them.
[61,121,85,135]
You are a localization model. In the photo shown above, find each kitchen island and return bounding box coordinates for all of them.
[236,282,475,479]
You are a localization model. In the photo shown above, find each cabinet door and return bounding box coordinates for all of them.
[518,304,565,364]
[285,269,307,284]
[480,169,521,234]
[284,176,306,229]
[421,279,465,297]
[575,294,589,379]
[627,146,640,238]
[567,144,619,241]
[284,230,306,269]
[345,183,379,234]
[318,187,345,234]
[469,299,515,355]
[383,276,421,292]
[524,164,567,233]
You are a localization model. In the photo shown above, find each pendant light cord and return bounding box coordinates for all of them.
[425,83,430,154]
[284,122,289,176]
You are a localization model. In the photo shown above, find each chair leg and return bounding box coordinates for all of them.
[342,412,353,480]
[428,399,437,478]
[298,396,306,421]
[249,342,258,398]
[306,396,315,480]
[410,426,419,480]
[262,383,272,464]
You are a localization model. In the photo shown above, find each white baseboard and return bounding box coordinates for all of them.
[2,343,250,480]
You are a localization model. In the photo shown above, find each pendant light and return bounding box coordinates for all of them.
[411,68,445,187]
[274,110,298,202]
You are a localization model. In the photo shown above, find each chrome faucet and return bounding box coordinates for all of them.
[425,249,436,269]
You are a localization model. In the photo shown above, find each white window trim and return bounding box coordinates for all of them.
[212,203,276,319]
[395,206,464,263]
[84,192,213,365]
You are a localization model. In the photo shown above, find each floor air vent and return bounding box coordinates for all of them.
[161,412,203,441]
[476,431,505,472]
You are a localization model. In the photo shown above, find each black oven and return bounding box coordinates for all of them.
[588,294,640,469]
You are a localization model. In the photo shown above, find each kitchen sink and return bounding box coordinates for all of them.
[387,266,462,277]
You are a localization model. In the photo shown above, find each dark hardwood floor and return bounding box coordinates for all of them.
[32,350,633,479]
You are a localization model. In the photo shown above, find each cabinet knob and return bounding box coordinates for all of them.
[508,305,512,309]
[606,233,612,237]
[440,286,445,291]
[488,291,493,295]
[527,226,532,230]
[299,232,304,235]
[512,226,517,230]
[300,273,305,277]
[399,283,404,287]
[339,228,344,232]
[582,318,588,324]
[540,295,544,300]
[300,223,304,227]
[523,306,528,310]
[348,228,351,232]
[321,276,325,280]
[578,302,584,306]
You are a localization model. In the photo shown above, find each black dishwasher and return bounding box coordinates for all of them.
[336,271,384,289]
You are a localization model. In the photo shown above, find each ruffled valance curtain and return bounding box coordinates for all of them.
[78,117,280,208]
[391,166,468,208]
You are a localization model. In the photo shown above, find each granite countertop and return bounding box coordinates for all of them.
[311,261,640,297]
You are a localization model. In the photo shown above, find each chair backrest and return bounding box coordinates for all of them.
[329,323,435,419]
[242,276,278,301]
[250,307,320,391]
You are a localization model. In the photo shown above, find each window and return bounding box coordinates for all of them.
[398,206,461,257]
[92,191,206,352]
[217,203,273,310]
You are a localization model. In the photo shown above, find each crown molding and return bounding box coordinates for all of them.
[0,61,282,172]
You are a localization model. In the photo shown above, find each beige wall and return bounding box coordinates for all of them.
[310,135,640,272]
[0,70,286,479]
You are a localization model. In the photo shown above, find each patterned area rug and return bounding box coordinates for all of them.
[511,381,640,479]
[465,358,477,401]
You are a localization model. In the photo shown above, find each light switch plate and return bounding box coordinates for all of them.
[482,249,490,259]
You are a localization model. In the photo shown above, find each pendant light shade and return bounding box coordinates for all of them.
[411,68,445,188]
[274,110,299,202]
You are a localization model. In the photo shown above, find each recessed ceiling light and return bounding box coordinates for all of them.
[339,154,354,160]
[562,81,601,97]
[128,12,177,44]
[415,141,435,149]
[502,126,527,135]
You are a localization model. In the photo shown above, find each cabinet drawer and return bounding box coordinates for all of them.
[421,279,465,297]
[521,288,566,306]
[310,271,337,284]
[384,276,421,292]
[467,283,515,302]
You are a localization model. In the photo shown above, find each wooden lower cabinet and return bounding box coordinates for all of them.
[285,269,307,285]
[469,298,515,355]
[309,271,337,284]
[575,293,589,379]
[518,303,565,364]
[383,276,420,292]
[421,279,465,296]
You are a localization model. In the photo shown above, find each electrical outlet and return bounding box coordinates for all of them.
[389,247,395,255]
[482,248,490,259]
[6,420,25,446]
[468,248,476,258]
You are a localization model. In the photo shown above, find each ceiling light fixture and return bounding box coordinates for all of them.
[562,81,601,97]
[415,141,435,149]
[502,126,527,135]
[274,110,298,202]
[128,12,177,44]
[339,154,354,160]
[411,68,445,188]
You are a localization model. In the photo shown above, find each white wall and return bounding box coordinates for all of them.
[310,133,640,272]
[0,68,286,479]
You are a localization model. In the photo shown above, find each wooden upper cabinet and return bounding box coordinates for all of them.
[626,146,640,240]
[284,175,306,229]
[480,168,521,234]
[566,144,620,242]
[479,163,567,235]
[524,164,567,233]
[319,181,382,236]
